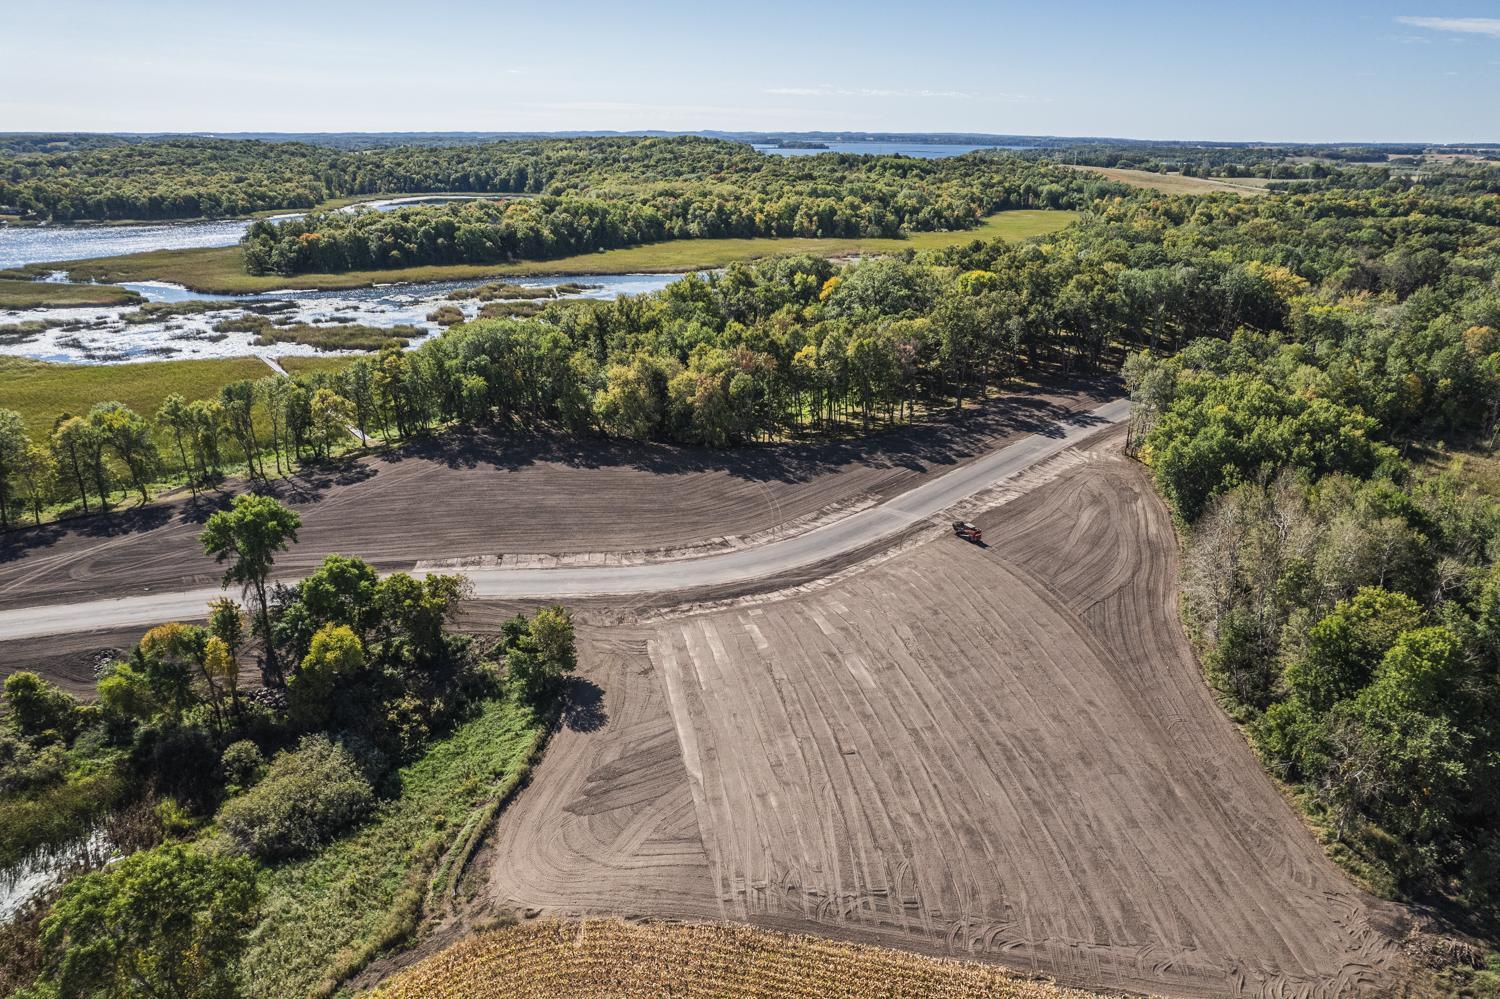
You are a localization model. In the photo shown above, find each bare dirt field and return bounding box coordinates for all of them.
[0,381,1112,682]
[483,435,1407,998]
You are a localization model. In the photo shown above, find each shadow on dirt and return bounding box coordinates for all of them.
[563,677,608,733]
[0,373,1119,565]
[401,373,1120,487]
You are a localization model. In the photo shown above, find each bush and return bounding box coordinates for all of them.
[219,740,265,795]
[3,672,84,744]
[130,721,221,812]
[216,735,374,860]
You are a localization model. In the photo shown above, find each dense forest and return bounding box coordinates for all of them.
[7,132,1494,223]
[238,152,1100,274]
[0,135,1099,223]
[4,146,1500,992]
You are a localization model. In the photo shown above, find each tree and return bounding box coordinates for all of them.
[187,398,224,480]
[156,394,198,495]
[372,572,468,659]
[257,376,290,475]
[218,380,261,479]
[207,598,247,714]
[37,844,260,999]
[15,441,56,526]
[51,415,107,514]
[133,622,205,717]
[297,554,379,634]
[1284,588,1424,712]
[308,387,354,459]
[4,671,82,744]
[0,408,27,530]
[207,598,247,661]
[340,357,378,443]
[90,402,158,504]
[200,495,301,684]
[288,623,365,728]
[504,605,576,703]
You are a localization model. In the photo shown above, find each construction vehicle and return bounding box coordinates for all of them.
[952,520,982,543]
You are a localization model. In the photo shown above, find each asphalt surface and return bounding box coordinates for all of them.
[0,399,1129,642]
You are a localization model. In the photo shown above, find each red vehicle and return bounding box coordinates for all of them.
[952,520,982,543]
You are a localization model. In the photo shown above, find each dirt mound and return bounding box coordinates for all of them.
[484,451,1406,997]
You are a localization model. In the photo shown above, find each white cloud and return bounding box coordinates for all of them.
[1395,16,1500,38]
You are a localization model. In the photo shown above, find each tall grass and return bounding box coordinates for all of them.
[239,693,549,999]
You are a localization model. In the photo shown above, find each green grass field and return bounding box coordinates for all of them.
[1065,164,1270,196]
[26,210,1077,294]
[0,279,143,309]
[239,694,547,999]
[0,355,272,434]
[278,355,359,378]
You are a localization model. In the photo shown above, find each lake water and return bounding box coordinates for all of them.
[0,196,508,270]
[1,272,683,364]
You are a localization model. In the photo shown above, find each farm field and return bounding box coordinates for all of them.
[482,432,1406,998]
[372,919,1111,999]
[21,210,1076,294]
[1067,165,1272,196]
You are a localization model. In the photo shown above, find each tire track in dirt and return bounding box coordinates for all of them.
[481,439,1407,998]
[484,630,721,921]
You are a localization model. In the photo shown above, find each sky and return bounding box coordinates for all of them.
[4,1,1499,142]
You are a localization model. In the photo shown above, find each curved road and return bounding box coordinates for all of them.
[0,400,1129,642]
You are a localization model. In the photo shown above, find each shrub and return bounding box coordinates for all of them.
[219,740,266,795]
[4,672,84,744]
[217,735,374,860]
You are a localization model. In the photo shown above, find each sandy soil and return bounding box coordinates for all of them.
[483,439,1407,998]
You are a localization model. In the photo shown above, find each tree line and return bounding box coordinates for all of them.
[0,134,1107,224]
[0,376,360,529]
[239,153,1099,275]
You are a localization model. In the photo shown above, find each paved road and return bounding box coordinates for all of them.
[0,400,1129,642]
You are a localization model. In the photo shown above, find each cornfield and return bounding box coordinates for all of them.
[370,919,1119,999]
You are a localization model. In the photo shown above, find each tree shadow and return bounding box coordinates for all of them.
[393,372,1121,489]
[562,676,608,733]
[0,372,1120,566]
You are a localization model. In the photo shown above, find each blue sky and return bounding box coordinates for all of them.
[5,1,1499,141]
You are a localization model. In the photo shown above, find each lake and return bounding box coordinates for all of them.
[0,195,509,270]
